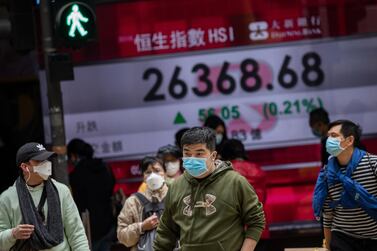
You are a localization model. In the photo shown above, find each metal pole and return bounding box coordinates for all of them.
[40,0,69,185]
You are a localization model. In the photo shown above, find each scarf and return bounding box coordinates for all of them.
[11,177,64,251]
[327,148,365,208]
[312,148,365,219]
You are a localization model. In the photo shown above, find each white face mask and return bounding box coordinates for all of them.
[146,172,164,191]
[165,161,180,176]
[33,161,52,180]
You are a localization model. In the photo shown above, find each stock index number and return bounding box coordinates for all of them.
[143,52,324,102]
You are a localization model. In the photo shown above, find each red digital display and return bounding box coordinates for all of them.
[67,0,377,63]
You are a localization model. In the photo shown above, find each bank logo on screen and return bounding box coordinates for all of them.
[249,21,269,41]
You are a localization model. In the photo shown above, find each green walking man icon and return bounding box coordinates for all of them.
[66,4,88,38]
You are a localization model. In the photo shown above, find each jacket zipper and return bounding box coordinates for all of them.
[188,183,201,243]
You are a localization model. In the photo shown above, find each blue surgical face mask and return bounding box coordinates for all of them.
[182,157,208,177]
[215,134,223,145]
[311,129,322,138]
[326,137,345,156]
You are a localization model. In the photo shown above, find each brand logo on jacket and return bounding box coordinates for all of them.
[182,194,217,216]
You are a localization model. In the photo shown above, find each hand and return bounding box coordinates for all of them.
[12,224,34,240]
[141,213,159,231]
[240,238,257,251]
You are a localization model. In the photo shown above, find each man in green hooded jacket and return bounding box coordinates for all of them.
[154,127,265,251]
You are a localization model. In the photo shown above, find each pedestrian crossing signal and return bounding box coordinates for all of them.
[55,1,96,47]
[66,4,89,38]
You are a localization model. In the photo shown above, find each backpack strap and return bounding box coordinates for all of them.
[152,198,165,217]
[144,198,165,218]
[133,192,150,207]
[133,192,165,220]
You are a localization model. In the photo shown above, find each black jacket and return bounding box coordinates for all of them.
[70,158,115,241]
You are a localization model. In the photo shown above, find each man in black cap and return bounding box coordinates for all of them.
[0,142,90,251]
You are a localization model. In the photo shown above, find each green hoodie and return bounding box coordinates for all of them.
[154,161,265,251]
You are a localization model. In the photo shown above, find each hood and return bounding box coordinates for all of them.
[183,160,233,186]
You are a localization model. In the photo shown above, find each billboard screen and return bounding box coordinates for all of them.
[40,0,377,159]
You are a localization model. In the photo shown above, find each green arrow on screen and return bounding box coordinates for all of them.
[174,112,187,124]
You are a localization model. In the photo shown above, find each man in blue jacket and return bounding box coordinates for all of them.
[313,120,377,251]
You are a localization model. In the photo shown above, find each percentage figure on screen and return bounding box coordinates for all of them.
[302,98,316,112]
[263,97,324,120]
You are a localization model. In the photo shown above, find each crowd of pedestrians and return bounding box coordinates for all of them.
[1,113,376,251]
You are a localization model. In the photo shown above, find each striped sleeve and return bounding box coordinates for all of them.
[368,154,377,176]
[323,154,377,239]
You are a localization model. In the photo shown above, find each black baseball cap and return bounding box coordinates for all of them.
[16,142,56,167]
